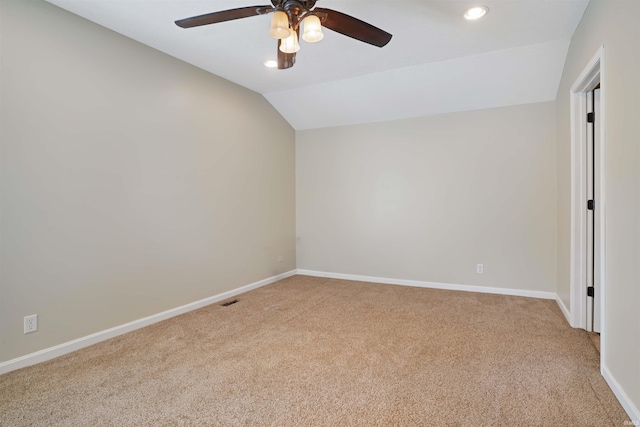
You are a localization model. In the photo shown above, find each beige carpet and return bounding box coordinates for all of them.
[0,275,629,426]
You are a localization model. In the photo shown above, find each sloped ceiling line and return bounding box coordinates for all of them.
[46,0,589,130]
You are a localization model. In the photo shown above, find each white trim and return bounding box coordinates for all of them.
[602,365,640,423]
[594,56,606,363]
[0,270,297,375]
[569,45,608,368]
[296,269,557,300]
[555,295,571,325]
[569,46,605,331]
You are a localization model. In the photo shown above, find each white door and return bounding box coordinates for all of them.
[586,87,601,333]
[593,87,601,333]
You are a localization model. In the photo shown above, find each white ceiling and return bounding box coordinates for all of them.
[47,0,589,130]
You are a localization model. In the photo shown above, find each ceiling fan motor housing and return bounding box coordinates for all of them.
[280,0,317,26]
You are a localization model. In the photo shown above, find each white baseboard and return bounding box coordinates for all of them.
[555,295,572,325]
[296,269,557,300]
[602,364,640,423]
[0,270,296,375]
[4,268,637,422]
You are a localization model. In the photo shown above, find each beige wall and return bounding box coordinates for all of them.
[555,0,640,414]
[297,102,557,293]
[0,0,296,362]
[2,0,637,415]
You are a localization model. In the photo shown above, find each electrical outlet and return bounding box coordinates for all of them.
[277,255,283,263]
[24,314,38,334]
[476,264,484,274]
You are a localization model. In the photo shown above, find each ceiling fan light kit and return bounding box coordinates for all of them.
[302,15,324,42]
[280,30,300,53]
[175,0,392,70]
[269,10,292,38]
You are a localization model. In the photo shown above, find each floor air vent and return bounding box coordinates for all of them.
[221,299,238,307]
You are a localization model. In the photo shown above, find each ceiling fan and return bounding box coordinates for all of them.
[175,0,392,70]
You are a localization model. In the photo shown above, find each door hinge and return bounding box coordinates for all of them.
[587,199,595,210]
[587,112,595,123]
[587,286,595,297]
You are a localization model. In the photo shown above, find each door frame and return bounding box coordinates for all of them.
[569,46,606,361]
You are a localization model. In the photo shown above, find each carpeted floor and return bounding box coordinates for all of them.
[0,275,629,426]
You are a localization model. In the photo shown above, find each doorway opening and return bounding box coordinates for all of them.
[569,46,605,364]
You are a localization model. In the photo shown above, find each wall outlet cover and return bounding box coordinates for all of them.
[24,314,38,334]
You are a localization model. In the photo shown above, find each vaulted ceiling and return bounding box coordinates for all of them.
[47,0,589,130]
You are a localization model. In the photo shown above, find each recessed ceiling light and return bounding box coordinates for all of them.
[464,6,489,20]
[264,59,278,68]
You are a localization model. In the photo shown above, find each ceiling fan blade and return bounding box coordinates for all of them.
[175,6,271,28]
[313,8,392,47]
[277,40,296,70]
